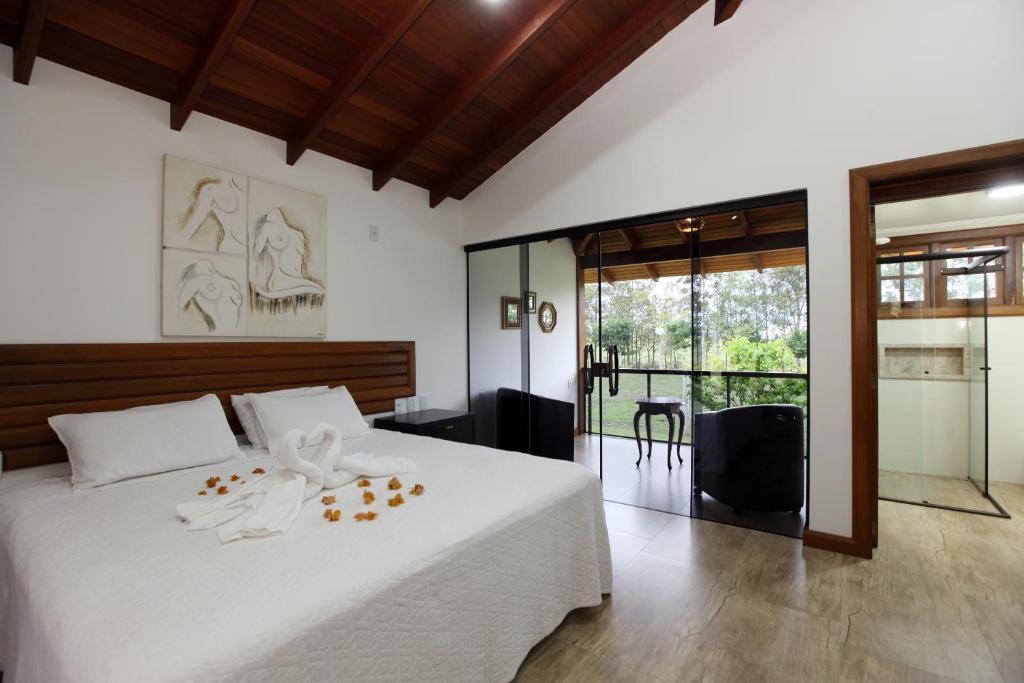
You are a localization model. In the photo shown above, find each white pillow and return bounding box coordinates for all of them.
[49,394,244,490]
[230,386,329,449]
[250,386,369,446]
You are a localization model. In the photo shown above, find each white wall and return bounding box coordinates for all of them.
[986,318,1024,485]
[528,239,578,417]
[458,0,1024,536]
[877,319,971,479]
[876,319,1019,485]
[878,317,1024,485]
[0,51,467,414]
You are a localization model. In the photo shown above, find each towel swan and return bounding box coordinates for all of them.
[177,424,416,543]
[273,423,355,498]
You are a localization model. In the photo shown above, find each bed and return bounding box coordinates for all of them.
[0,342,611,682]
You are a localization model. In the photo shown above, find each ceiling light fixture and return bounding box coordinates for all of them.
[676,217,705,233]
[875,237,891,245]
[988,183,1024,199]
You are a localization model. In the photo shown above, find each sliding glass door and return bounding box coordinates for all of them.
[586,225,691,512]
[465,191,810,538]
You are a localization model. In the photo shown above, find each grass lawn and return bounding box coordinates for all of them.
[585,371,808,446]
[586,372,693,443]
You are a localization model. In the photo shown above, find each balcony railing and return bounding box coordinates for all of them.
[585,368,808,445]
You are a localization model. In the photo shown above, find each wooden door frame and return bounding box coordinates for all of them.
[843,139,1024,560]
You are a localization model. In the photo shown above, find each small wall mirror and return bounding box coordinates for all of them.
[538,301,557,333]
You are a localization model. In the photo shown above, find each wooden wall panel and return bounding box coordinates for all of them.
[0,341,416,471]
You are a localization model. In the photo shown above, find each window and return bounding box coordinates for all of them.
[1018,236,1024,302]
[937,240,1004,307]
[878,247,928,306]
[875,224,1024,317]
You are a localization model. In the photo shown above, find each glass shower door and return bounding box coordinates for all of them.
[954,246,1006,515]
[967,307,987,494]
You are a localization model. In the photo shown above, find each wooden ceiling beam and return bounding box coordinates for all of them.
[618,228,638,250]
[574,233,594,256]
[170,0,255,131]
[429,0,689,207]
[736,209,750,236]
[714,0,745,25]
[287,0,433,166]
[645,264,660,281]
[12,0,51,85]
[372,0,575,192]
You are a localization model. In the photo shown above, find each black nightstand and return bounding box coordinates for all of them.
[374,409,475,444]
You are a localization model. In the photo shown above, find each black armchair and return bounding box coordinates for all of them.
[693,404,804,514]
[495,387,575,461]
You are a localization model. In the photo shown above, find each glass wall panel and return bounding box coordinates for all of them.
[690,212,809,539]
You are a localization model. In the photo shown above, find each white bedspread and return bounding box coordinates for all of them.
[0,430,611,682]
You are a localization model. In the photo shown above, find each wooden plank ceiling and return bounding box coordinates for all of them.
[579,201,807,283]
[1,0,745,207]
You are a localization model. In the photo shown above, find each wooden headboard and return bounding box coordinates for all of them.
[0,341,415,471]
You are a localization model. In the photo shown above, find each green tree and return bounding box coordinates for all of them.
[786,329,807,360]
[697,337,807,412]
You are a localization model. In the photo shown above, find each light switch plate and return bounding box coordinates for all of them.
[394,398,407,414]
[406,396,419,413]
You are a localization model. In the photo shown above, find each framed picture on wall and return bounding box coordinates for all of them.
[525,291,537,313]
[538,301,557,333]
[501,296,522,330]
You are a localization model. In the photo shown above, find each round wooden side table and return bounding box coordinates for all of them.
[632,397,685,470]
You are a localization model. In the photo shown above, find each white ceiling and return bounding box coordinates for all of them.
[875,187,1024,238]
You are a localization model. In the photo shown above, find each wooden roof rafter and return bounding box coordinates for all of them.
[618,229,638,250]
[428,0,693,208]
[286,0,434,166]
[372,0,577,192]
[1,0,706,205]
[714,0,745,25]
[12,0,50,85]
[736,209,750,236]
[170,0,256,131]
[574,233,595,256]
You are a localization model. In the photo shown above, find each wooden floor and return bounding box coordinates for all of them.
[514,483,1024,682]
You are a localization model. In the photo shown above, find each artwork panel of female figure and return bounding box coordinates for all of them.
[163,155,248,255]
[161,156,326,338]
[247,178,327,337]
[162,249,247,335]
